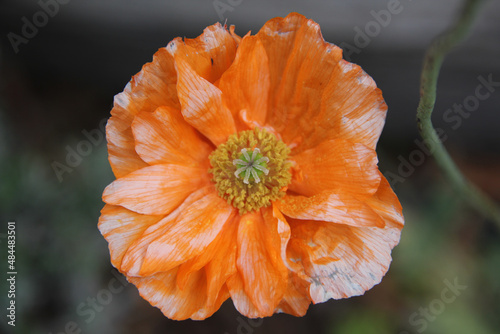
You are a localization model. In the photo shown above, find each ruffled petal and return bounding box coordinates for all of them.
[256,13,340,145]
[218,35,270,129]
[289,138,380,197]
[102,163,209,215]
[236,209,288,316]
[139,190,234,276]
[110,47,180,125]
[255,13,386,152]
[319,59,387,150]
[128,268,229,321]
[175,56,237,146]
[226,272,263,318]
[204,243,237,309]
[269,205,311,316]
[366,173,404,231]
[279,191,384,228]
[275,272,311,317]
[107,48,179,177]
[287,218,400,302]
[119,186,234,277]
[191,284,230,320]
[106,116,148,178]
[229,25,242,45]
[167,23,238,84]
[269,204,292,272]
[132,106,212,166]
[176,215,238,309]
[285,178,403,303]
[98,204,165,271]
[119,187,213,276]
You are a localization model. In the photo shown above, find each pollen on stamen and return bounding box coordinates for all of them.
[209,127,292,214]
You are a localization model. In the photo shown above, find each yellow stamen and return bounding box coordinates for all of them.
[209,128,292,214]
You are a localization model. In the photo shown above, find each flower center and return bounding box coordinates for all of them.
[209,128,292,214]
[233,148,269,184]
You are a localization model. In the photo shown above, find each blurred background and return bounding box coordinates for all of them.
[0,0,499,333]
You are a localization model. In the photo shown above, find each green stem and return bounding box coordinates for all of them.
[416,0,500,226]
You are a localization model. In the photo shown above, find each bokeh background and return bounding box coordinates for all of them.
[1,0,499,333]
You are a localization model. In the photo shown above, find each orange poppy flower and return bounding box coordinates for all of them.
[98,12,404,320]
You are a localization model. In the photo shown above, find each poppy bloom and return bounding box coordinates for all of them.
[98,12,404,320]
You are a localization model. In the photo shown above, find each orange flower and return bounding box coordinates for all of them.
[98,12,404,320]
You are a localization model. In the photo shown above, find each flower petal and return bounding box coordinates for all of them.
[110,47,180,125]
[275,272,311,317]
[256,13,386,152]
[269,204,292,272]
[129,268,229,320]
[287,217,401,303]
[256,13,340,144]
[107,48,179,177]
[134,188,234,276]
[289,138,380,197]
[268,206,311,316]
[285,177,403,303]
[366,173,404,230]
[102,163,209,215]
[204,242,238,309]
[226,272,263,319]
[319,60,387,150]
[219,35,270,129]
[98,204,165,271]
[191,284,230,320]
[106,116,148,178]
[165,23,240,145]
[132,106,212,166]
[175,56,237,146]
[257,13,322,111]
[119,186,213,276]
[278,191,384,228]
[167,23,238,84]
[236,209,288,316]
[176,215,238,309]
